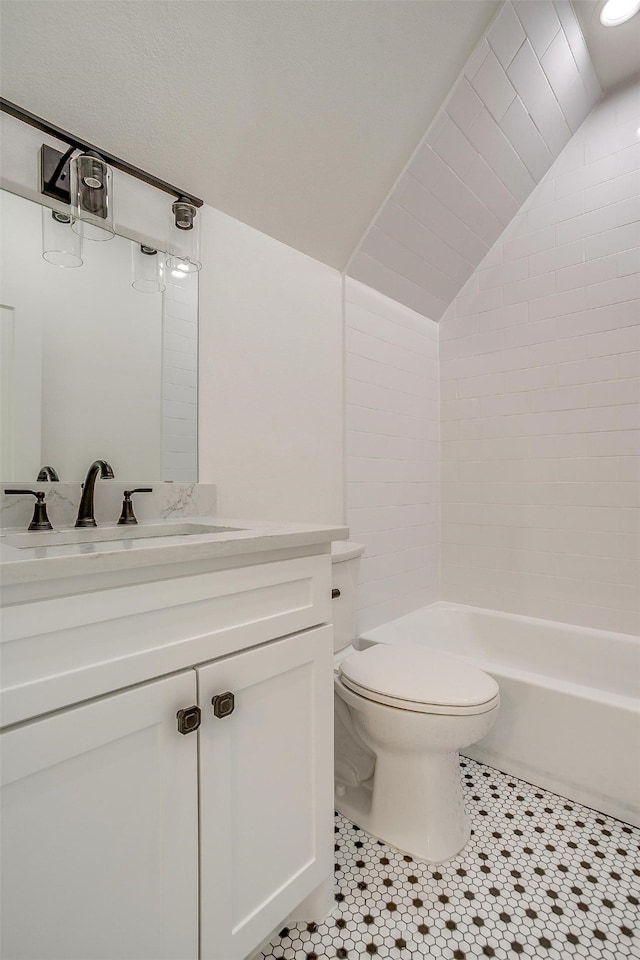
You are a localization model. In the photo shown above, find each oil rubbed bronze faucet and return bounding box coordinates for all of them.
[75,460,114,527]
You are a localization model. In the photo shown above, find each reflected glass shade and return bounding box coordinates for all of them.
[166,199,201,273]
[42,208,83,267]
[131,243,166,294]
[70,153,115,241]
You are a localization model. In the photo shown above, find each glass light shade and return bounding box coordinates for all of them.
[42,208,83,267]
[167,260,198,285]
[600,0,640,24]
[131,243,166,294]
[70,153,115,241]
[166,199,201,273]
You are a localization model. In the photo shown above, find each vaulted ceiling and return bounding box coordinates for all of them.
[0,0,498,270]
[574,0,640,91]
[347,1,611,320]
[1,0,637,320]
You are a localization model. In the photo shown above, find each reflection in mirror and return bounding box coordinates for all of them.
[0,190,198,482]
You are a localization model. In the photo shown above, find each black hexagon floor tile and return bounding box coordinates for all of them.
[260,758,639,960]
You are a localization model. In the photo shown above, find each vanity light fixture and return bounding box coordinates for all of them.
[166,198,202,274]
[70,152,115,241]
[41,207,83,268]
[40,142,114,241]
[131,243,166,294]
[0,97,203,262]
[599,0,640,25]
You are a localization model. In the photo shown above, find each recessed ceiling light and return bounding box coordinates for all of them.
[600,0,640,26]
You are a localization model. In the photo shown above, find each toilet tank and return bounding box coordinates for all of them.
[331,541,365,653]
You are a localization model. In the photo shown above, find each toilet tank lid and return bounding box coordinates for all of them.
[331,540,365,562]
[339,644,499,707]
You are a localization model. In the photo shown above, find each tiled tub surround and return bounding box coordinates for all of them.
[439,78,640,637]
[345,279,439,634]
[261,757,640,960]
[359,602,640,828]
[0,481,217,531]
[348,0,601,321]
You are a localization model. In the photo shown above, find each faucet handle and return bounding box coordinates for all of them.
[4,489,53,531]
[117,488,153,525]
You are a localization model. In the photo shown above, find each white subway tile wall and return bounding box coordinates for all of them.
[345,278,439,634]
[439,81,640,636]
[348,0,601,321]
[162,274,199,480]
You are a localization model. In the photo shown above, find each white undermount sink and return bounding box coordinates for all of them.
[3,522,244,549]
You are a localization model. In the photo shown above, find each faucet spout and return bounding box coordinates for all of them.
[75,460,114,527]
[37,465,60,482]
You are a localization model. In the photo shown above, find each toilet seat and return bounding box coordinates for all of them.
[338,644,499,716]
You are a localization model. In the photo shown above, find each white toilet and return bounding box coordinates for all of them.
[331,540,500,864]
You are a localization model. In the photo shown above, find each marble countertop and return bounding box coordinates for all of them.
[0,517,349,585]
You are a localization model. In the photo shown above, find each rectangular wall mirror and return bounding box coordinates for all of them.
[0,189,198,482]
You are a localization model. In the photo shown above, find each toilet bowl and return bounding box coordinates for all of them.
[331,541,500,864]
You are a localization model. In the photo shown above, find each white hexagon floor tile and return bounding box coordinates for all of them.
[260,758,639,960]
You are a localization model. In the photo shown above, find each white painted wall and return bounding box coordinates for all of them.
[439,80,640,636]
[198,206,344,524]
[345,278,439,633]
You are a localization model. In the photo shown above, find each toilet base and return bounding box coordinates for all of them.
[335,747,470,864]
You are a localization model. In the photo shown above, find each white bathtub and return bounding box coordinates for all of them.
[359,602,640,827]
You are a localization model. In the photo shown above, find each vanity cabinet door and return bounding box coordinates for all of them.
[198,625,334,960]
[0,671,199,960]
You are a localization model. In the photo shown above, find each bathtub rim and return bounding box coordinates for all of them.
[359,599,640,649]
[358,600,640,705]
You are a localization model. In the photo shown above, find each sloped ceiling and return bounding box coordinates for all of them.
[574,0,640,91]
[347,1,604,320]
[0,0,499,270]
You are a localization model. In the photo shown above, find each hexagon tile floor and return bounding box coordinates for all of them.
[261,758,640,960]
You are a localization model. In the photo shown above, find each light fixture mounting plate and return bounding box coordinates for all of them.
[40,144,71,204]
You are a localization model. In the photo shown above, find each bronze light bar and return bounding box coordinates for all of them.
[0,97,203,208]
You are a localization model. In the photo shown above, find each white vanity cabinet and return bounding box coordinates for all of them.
[199,625,333,960]
[0,540,339,960]
[1,670,200,960]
